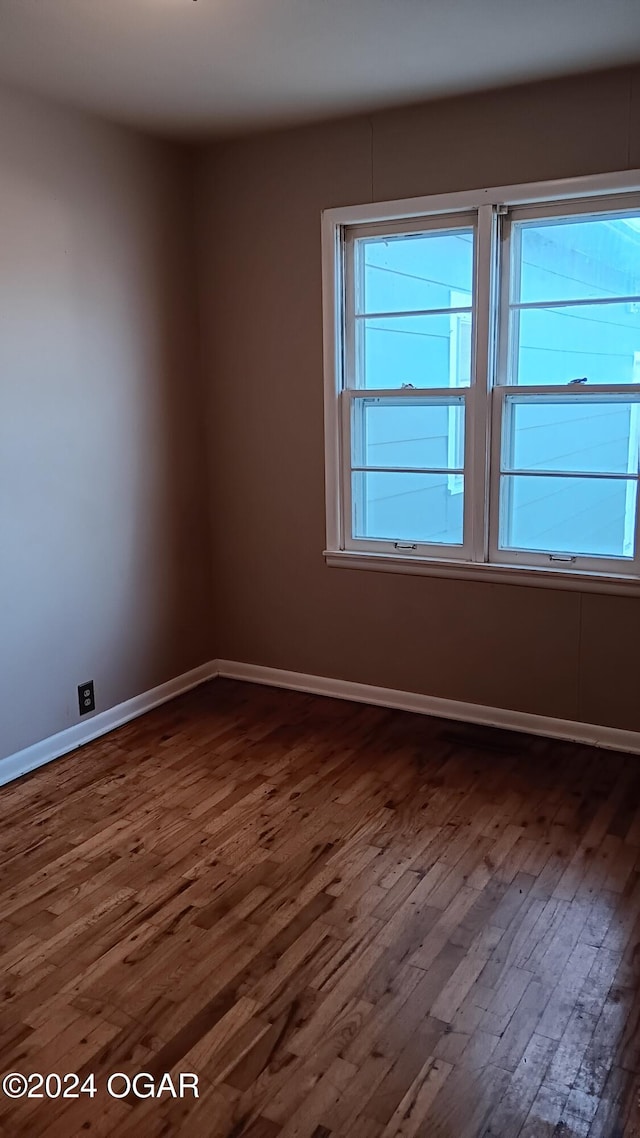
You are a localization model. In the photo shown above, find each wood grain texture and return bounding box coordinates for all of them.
[1,678,639,1137]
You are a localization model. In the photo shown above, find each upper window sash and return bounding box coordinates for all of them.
[497,193,640,389]
[343,212,477,393]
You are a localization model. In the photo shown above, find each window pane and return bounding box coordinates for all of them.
[505,398,640,475]
[512,303,640,386]
[515,215,640,305]
[352,472,464,544]
[358,229,474,315]
[355,401,464,470]
[362,313,472,389]
[499,474,637,558]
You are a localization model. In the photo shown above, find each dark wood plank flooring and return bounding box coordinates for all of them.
[1,678,639,1137]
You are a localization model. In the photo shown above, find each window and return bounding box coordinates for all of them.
[322,171,640,592]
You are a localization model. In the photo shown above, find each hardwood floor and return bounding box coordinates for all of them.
[1,678,639,1138]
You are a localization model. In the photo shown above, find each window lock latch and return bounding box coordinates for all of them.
[395,542,418,551]
[549,554,577,563]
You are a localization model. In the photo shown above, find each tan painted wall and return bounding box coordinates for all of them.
[199,66,640,732]
[0,85,213,761]
[2,66,638,764]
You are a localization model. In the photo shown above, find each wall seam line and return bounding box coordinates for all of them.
[624,71,628,167]
[576,592,584,725]
[369,115,375,202]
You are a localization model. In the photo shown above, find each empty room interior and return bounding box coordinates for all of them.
[2,1,640,1135]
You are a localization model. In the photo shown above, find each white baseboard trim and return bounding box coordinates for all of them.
[216,659,640,755]
[0,661,219,789]
[3,655,638,790]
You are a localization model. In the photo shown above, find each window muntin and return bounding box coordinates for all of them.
[329,181,640,582]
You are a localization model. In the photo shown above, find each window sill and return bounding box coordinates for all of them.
[323,550,640,596]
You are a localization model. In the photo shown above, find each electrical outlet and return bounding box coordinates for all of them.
[78,681,95,716]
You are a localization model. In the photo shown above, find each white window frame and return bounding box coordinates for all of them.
[322,169,640,596]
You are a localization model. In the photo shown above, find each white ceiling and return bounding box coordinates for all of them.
[0,0,639,138]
